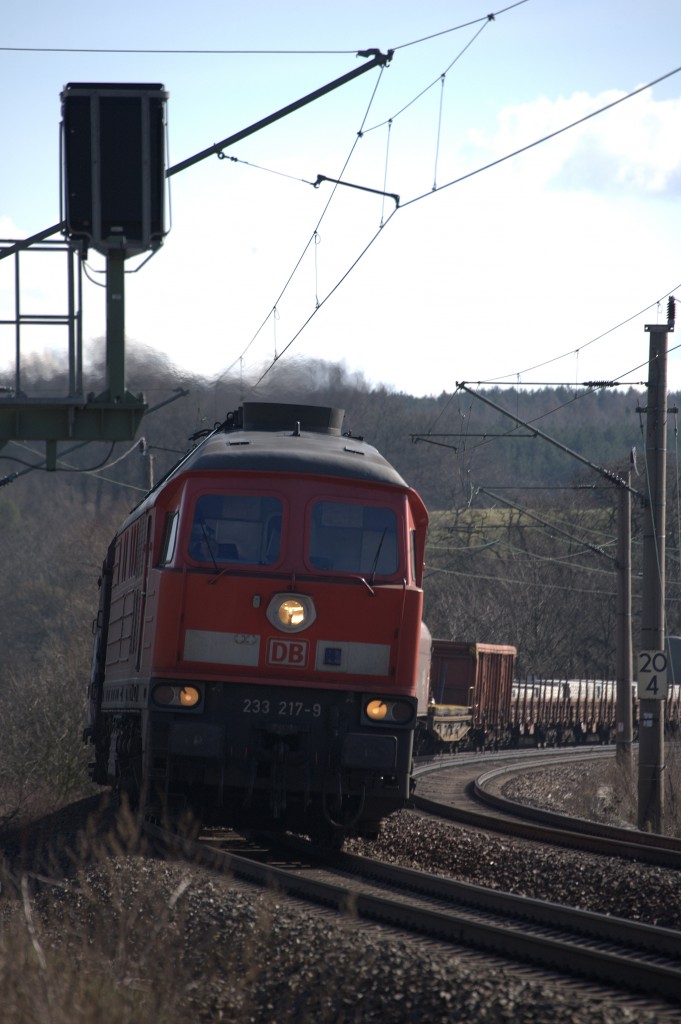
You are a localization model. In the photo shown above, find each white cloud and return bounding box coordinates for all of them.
[468,90,681,196]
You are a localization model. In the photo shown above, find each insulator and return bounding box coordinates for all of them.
[668,295,676,326]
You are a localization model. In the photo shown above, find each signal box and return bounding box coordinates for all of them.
[61,82,168,256]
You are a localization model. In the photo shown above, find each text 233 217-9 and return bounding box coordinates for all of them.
[241,698,322,718]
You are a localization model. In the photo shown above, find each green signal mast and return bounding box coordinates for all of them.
[0,83,167,469]
[0,51,391,472]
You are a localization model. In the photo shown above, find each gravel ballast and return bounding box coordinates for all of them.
[2,763,680,1023]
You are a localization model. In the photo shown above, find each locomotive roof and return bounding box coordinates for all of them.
[125,403,416,526]
[169,402,409,488]
[176,426,407,486]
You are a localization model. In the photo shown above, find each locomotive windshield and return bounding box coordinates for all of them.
[190,494,282,565]
[308,501,398,576]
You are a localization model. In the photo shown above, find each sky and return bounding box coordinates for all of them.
[2,0,681,398]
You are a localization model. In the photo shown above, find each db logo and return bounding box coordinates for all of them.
[267,638,309,667]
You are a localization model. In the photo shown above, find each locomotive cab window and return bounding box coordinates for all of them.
[189,494,283,566]
[308,501,399,576]
[159,511,179,565]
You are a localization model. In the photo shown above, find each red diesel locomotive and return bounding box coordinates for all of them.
[85,402,429,842]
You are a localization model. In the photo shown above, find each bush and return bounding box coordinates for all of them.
[0,662,95,828]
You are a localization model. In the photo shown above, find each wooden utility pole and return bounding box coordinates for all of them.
[615,471,633,773]
[638,318,672,832]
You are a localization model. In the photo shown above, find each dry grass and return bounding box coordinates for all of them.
[3,702,681,1023]
[0,664,96,832]
[0,804,385,1024]
[565,735,681,837]
[662,736,681,830]
[0,808,281,1024]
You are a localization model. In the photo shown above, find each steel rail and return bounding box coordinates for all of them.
[474,762,681,854]
[411,749,681,867]
[145,820,681,1005]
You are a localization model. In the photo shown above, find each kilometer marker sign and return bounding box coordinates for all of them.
[638,649,668,699]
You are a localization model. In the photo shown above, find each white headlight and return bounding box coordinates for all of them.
[266,593,316,632]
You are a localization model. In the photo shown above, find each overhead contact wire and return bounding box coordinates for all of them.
[400,64,681,210]
[391,1,529,51]
[237,61,389,383]
[255,208,399,385]
[1,3,528,57]
[364,16,493,136]
[249,58,681,391]
[481,280,681,384]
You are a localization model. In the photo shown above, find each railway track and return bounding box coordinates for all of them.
[144,814,681,1010]
[412,747,681,866]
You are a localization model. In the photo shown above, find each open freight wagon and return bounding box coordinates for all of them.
[415,637,517,753]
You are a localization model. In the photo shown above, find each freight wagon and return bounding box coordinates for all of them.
[415,634,517,752]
